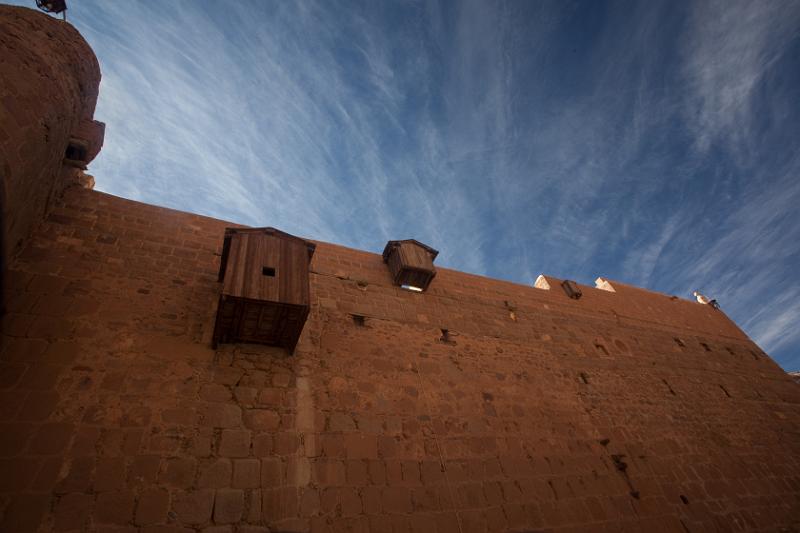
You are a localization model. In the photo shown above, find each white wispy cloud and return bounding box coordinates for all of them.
[73,0,499,274]
[672,0,800,366]
[681,0,800,155]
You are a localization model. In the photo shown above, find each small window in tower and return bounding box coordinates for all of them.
[64,141,88,163]
[262,266,276,277]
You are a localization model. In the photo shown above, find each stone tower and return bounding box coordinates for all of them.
[1,5,799,532]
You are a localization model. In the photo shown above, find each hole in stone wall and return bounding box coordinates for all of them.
[725,347,735,355]
[579,372,589,384]
[750,350,759,360]
[351,314,365,327]
[719,384,731,398]
[504,300,518,322]
[547,480,559,499]
[439,329,456,345]
[674,337,685,348]
[65,142,88,162]
[262,266,276,277]
[700,342,712,352]
[595,343,609,356]
[680,495,689,505]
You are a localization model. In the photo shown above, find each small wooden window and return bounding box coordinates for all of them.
[213,227,315,353]
[383,239,438,291]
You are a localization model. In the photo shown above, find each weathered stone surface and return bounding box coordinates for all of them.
[0,5,101,263]
[1,4,800,532]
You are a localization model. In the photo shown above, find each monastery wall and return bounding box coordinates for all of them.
[1,5,799,533]
[2,185,799,532]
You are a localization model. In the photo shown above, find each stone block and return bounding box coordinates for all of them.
[198,459,232,489]
[232,458,261,489]
[135,488,170,526]
[213,489,244,524]
[54,493,93,531]
[219,429,251,458]
[171,490,214,526]
[95,490,136,525]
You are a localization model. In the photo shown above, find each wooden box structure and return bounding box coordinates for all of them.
[561,279,583,300]
[382,239,439,291]
[213,227,316,352]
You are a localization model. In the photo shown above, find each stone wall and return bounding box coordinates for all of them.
[2,185,799,532]
[1,5,799,532]
[0,5,101,267]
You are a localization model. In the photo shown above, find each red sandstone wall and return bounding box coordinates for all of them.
[0,5,101,264]
[2,186,799,532]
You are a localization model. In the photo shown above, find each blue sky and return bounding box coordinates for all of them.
[21,1,800,369]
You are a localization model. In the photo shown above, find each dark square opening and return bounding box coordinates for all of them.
[439,328,456,345]
[262,266,276,277]
[65,142,87,162]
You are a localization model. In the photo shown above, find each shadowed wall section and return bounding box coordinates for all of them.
[0,5,101,266]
